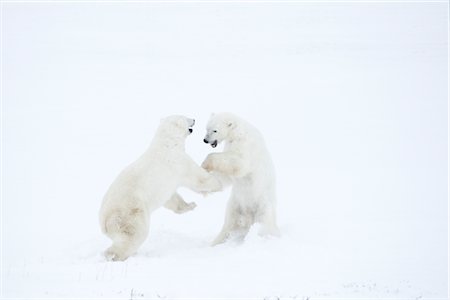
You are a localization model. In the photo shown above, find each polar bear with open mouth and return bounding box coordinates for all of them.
[202,112,280,246]
[99,115,222,261]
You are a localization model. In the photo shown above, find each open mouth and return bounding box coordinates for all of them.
[211,140,218,148]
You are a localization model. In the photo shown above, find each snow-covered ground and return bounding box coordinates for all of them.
[2,2,448,298]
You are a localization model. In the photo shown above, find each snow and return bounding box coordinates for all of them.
[2,2,448,298]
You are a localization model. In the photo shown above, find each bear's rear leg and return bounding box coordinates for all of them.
[258,206,280,237]
[103,212,149,261]
[104,236,145,261]
[212,205,253,246]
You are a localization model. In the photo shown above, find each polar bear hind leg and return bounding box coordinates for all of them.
[211,202,253,246]
[257,205,280,237]
[103,210,149,261]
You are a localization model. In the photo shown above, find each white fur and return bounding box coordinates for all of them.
[202,113,280,246]
[99,115,222,261]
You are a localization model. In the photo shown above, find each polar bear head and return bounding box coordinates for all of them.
[203,112,238,148]
[159,115,195,139]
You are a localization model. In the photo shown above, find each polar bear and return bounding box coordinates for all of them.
[99,115,222,261]
[201,112,280,246]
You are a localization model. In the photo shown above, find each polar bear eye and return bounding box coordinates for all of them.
[213,130,217,133]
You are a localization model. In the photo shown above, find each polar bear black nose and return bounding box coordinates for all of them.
[203,139,208,143]
[189,128,193,133]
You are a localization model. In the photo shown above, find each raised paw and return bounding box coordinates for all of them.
[201,154,216,172]
[184,201,197,212]
[174,201,197,214]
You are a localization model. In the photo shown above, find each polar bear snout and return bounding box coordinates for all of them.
[203,137,218,148]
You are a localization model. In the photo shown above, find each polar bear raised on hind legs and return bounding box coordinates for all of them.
[99,115,222,261]
[202,112,280,246]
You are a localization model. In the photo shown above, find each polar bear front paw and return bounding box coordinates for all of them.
[201,154,217,172]
[171,201,197,214]
[181,201,197,213]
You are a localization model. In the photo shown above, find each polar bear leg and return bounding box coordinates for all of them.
[211,202,253,246]
[258,205,280,237]
[211,223,233,246]
[103,210,149,261]
[211,202,234,246]
[164,193,196,214]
